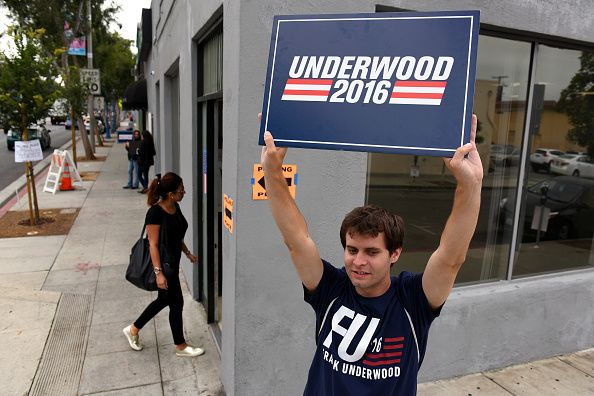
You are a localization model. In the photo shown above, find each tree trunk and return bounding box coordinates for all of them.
[24,162,35,226]
[78,117,96,160]
[29,162,40,222]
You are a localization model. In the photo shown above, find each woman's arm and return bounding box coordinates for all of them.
[147,224,168,289]
[181,242,197,264]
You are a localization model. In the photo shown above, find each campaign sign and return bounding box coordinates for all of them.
[259,10,480,157]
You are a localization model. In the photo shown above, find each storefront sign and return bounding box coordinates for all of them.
[14,140,43,162]
[259,10,480,157]
[252,163,297,200]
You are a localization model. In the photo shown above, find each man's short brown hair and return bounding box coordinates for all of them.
[340,205,405,254]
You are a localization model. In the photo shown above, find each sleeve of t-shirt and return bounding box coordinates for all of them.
[303,259,346,315]
[396,272,441,338]
[145,205,163,226]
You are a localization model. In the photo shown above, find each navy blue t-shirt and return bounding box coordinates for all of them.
[303,260,440,396]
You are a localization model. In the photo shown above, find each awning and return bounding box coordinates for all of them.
[122,78,147,110]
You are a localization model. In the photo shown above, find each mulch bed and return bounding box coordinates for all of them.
[0,208,80,238]
[79,171,100,181]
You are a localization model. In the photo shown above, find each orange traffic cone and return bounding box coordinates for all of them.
[60,162,74,191]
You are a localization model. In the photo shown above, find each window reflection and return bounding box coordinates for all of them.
[365,36,531,284]
[513,46,594,277]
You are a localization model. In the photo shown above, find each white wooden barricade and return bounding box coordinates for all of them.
[43,150,83,194]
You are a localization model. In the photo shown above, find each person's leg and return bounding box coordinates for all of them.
[137,164,146,189]
[167,276,186,346]
[133,291,169,330]
[124,291,168,351]
[132,161,139,188]
[142,165,150,188]
[125,159,133,188]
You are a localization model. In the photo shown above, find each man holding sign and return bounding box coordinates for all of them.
[260,113,482,394]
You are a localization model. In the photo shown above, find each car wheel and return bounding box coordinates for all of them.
[531,163,539,172]
[545,162,551,173]
[572,170,580,177]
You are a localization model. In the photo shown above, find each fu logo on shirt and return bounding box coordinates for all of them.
[323,305,380,362]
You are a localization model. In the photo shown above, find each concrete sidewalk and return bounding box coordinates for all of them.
[0,139,223,395]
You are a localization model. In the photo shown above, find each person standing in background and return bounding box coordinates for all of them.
[123,130,142,189]
[138,130,157,194]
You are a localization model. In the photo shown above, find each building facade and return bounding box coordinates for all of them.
[141,1,594,394]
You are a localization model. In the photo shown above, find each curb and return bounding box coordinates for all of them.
[0,138,76,210]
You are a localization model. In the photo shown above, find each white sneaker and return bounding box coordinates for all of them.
[175,345,205,357]
[123,325,143,351]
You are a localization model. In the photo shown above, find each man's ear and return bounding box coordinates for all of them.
[390,247,403,264]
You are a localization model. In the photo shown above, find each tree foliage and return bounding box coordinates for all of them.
[1,0,135,157]
[557,51,594,157]
[0,26,59,133]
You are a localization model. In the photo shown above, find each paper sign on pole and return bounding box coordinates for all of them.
[259,10,480,157]
[252,163,297,200]
[14,140,43,162]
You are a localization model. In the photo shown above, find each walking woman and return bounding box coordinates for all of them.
[137,130,156,194]
[123,172,204,357]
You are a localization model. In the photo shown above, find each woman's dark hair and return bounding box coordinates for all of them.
[340,205,405,254]
[147,172,183,206]
[142,130,153,145]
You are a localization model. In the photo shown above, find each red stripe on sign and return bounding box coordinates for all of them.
[364,351,403,359]
[286,78,334,85]
[385,337,405,343]
[391,92,444,99]
[283,89,330,96]
[363,359,402,366]
[384,344,403,350]
[395,81,447,87]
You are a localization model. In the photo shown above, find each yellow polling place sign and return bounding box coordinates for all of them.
[252,163,297,200]
[223,194,234,234]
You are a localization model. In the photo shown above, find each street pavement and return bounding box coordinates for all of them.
[1,136,594,395]
[0,138,223,395]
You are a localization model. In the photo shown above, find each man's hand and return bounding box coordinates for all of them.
[443,114,483,187]
[260,113,288,170]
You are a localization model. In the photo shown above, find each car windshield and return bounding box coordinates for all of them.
[528,179,583,203]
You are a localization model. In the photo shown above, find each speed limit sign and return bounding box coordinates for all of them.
[81,68,101,95]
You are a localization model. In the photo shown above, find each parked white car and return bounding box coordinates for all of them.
[550,154,587,176]
[574,156,594,179]
[529,148,565,173]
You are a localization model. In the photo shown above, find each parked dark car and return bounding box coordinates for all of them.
[6,125,51,151]
[500,176,594,241]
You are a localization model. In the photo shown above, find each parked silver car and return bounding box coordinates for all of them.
[575,156,594,179]
[529,148,565,173]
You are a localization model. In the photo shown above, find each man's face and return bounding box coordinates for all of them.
[344,232,401,298]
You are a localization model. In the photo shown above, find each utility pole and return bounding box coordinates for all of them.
[87,0,96,151]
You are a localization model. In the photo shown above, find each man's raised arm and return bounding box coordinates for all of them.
[422,114,483,309]
[260,119,323,291]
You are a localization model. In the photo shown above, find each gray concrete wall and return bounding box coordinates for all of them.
[420,269,594,381]
[144,0,594,394]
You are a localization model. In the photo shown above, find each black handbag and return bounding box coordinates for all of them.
[126,224,158,291]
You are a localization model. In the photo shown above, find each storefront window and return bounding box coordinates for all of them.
[512,46,594,277]
[365,36,531,284]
